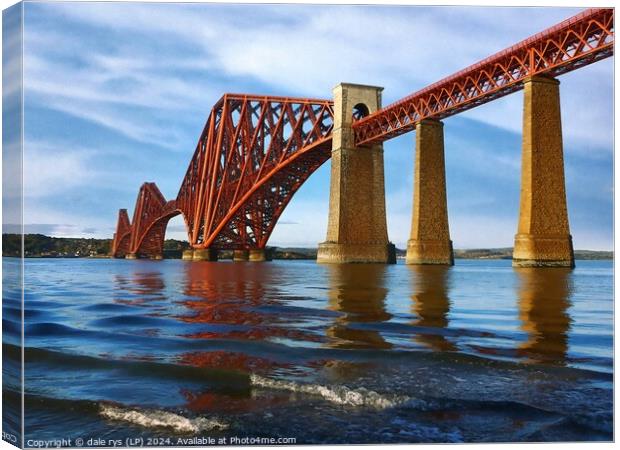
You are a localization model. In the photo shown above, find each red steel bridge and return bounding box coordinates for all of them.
[111,8,614,259]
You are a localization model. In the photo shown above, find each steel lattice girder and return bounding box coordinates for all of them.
[353,7,614,146]
[111,209,132,257]
[176,94,334,250]
[122,182,181,257]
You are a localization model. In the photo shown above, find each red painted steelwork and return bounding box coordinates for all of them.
[176,94,334,250]
[353,8,614,146]
[110,209,131,257]
[111,182,181,258]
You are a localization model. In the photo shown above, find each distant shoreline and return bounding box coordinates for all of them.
[1,234,613,260]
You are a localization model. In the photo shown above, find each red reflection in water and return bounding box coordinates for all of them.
[174,262,334,413]
[177,262,323,343]
[179,350,283,373]
[181,388,290,414]
[113,271,167,305]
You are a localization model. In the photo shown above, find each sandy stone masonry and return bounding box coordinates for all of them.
[317,83,396,264]
[513,76,574,268]
[406,119,454,265]
[182,248,270,262]
[249,249,272,262]
[182,248,218,261]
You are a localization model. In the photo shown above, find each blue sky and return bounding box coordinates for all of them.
[13,2,614,249]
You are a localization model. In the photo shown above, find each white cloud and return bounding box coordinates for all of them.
[30,97,188,150]
[23,41,217,150]
[24,50,216,112]
[3,30,22,100]
[22,205,114,239]
[2,139,22,199]
[22,140,102,197]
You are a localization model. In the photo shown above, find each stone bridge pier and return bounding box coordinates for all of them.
[405,76,574,268]
[406,119,454,265]
[182,248,219,261]
[317,83,396,264]
[513,76,574,268]
[182,248,272,262]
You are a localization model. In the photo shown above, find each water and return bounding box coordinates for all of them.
[3,258,613,444]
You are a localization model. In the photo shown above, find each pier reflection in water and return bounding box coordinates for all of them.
[516,267,572,365]
[409,265,456,352]
[114,271,167,304]
[325,264,392,350]
[110,261,578,370]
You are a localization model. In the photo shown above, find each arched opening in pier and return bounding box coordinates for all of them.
[352,103,370,121]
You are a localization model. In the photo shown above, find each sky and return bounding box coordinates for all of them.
[6,2,614,249]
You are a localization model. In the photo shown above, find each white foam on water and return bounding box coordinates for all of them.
[100,404,228,433]
[250,374,410,409]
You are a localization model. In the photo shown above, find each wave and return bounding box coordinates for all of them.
[79,303,141,313]
[348,321,498,339]
[250,374,410,409]
[248,304,342,318]
[89,314,177,328]
[22,392,230,435]
[99,404,228,433]
[3,306,21,321]
[2,318,22,340]
[20,345,251,389]
[26,322,89,337]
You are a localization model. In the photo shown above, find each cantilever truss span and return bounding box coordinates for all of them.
[111,96,334,257]
[111,182,181,258]
[111,209,132,257]
[176,94,334,250]
[111,8,613,259]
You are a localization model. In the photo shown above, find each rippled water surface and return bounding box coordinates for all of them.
[3,258,614,444]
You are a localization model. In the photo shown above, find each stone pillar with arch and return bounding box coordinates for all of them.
[317,83,396,264]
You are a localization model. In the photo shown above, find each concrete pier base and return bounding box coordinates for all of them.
[249,249,272,262]
[318,243,396,264]
[513,235,574,268]
[150,254,163,260]
[126,253,138,260]
[406,120,454,265]
[192,248,218,261]
[406,240,454,265]
[233,249,250,262]
[317,83,395,264]
[513,76,574,268]
[182,250,194,260]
